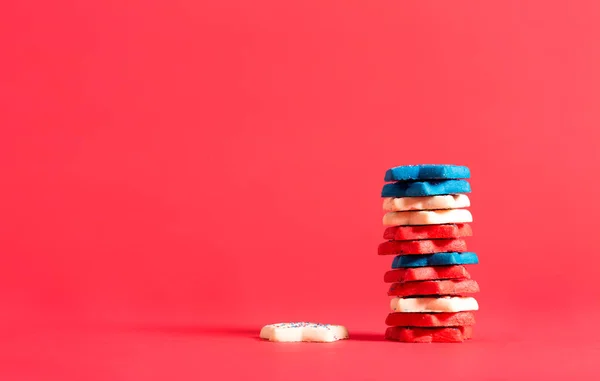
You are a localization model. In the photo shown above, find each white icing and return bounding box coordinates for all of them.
[390,296,479,312]
[382,194,470,212]
[383,209,472,226]
[260,322,349,342]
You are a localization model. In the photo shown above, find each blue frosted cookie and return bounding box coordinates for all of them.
[381,180,471,197]
[384,164,470,182]
[392,252,479,268]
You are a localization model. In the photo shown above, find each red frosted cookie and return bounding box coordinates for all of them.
[385,326,473,343]
[388,279,479,297]
[383,224,472,241]
[378,238,467,255]
[385,312,476,327]
[384,266,471,283]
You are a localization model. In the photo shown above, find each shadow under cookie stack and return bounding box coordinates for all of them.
[379,164,479,343]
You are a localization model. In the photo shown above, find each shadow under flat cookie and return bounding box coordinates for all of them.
[385,312,476,327]
[392,252,479,268]
[381,180,471,197]
[383,224,473,241]
[388,279,480,297]
[378,239,467,255]
[384,266,471,283]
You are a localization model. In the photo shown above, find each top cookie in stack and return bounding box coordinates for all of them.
[379,164,479,343]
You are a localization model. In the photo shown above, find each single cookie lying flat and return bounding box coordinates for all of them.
[392,252,479,268]
[385,312,476,327]
[385,326,473,343]
[390,296,479,312]
[384,266,471,283]
[381,180,471,197]
[388,279,480,297]
[383,224,473,241]
[378,239,467,256]
[384,165,470,182]
[382,210,473,226]
[259,322,349,342]
[382,194,470,212]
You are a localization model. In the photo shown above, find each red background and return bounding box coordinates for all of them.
[1,1,600,380]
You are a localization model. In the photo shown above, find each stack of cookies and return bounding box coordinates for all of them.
[378,164,479,343]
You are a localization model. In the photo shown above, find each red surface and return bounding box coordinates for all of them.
[1,0,600,380]
[378,238,467,255]
[385,326,473,343]
[384,266,471,283]
[383,223,473,240]
[385,312,476,327]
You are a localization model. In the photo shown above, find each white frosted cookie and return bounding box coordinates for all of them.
[260,322,349,342]
[382,209,472,226]
[382,194,470,212]
[390,296,479,313]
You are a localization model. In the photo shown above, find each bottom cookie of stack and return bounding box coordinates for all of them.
[386,296,479,343]
[385,326,473,343]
